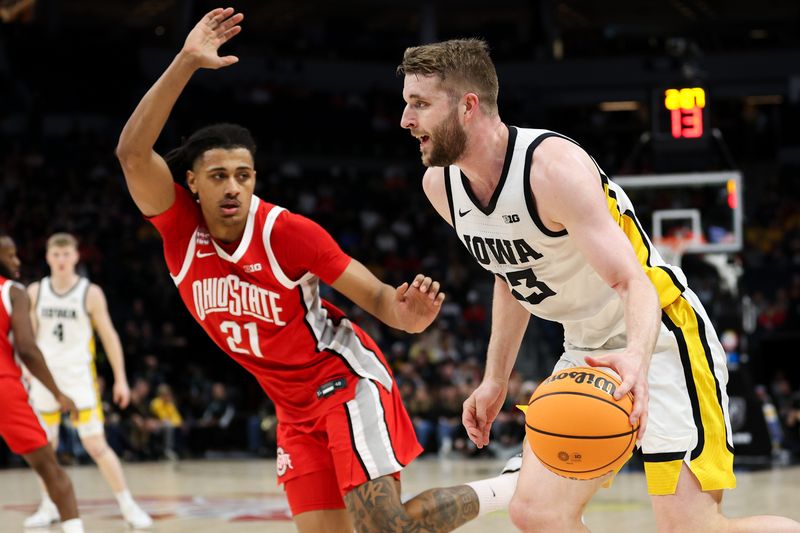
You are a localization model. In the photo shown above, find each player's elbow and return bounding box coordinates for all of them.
[114,142,146,169]
[15,342,39,364]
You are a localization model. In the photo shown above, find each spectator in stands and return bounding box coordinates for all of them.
[149,384,184,460]
[120,379,158,460]
[192,383,236,454]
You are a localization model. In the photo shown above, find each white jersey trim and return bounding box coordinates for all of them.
[262,206,314,290]
[1,280,13,316]
[171,228,198,286]
[212,196,260,263]
[345,379,404,479]
[299,280,392,391]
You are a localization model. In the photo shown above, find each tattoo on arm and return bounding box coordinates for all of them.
[344,475,479,533]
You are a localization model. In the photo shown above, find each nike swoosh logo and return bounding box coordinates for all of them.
[490,485,496,497]
[196,251,216,258]
[458,209,472,217]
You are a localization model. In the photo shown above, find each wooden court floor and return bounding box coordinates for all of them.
[2,458,799,532]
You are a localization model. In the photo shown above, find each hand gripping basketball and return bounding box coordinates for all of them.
[520,367,638,480]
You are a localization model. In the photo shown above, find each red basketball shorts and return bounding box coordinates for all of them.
[278,378,423,516]
[0,377,49,455]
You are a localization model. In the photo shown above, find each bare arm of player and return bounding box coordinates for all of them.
[86,284,130,409]
[533,137,661,438]
[421,166,532,447]
[331,259,445,334]
[421,167,453,226]
[463,277,531,447]
[115,7,243,216]
[26,281,39,334]
[9,285,78,421]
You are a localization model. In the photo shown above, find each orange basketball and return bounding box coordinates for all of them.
[524,366,637,480]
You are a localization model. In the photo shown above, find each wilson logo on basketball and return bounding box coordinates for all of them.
[543,370,617,397]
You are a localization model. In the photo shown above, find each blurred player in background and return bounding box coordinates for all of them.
[0,234,84,533]
[398,39,800,532]
[24,233,152,529]
[116,8,518,532]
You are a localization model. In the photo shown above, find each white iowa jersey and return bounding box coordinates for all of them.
[35,277,94,367]
[446,127,688,348]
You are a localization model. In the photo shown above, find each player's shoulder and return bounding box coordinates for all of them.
[534,133,585,162]
[8,281,29,303]
[421,166,446,194]
[531,134,594,184]
[85,282,107,305]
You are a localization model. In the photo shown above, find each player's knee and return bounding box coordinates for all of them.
[81,436,109,459]
[34,456,67,489]
[509,495,577,533]
[32,456,59,481]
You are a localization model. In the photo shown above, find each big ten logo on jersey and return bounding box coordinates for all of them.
[502,213,520,224]
[243,263,262,273]
[196,229,210,246]
[191,275,284,326]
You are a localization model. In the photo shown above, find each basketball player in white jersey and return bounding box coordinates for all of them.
[398,40,800,532]
[25,233,152,529]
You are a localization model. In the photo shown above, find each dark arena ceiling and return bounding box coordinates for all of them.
[7,0,798,60]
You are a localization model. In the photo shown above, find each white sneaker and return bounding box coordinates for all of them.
[24,499,60,528]
[120,501,153,529]
[501,452,523,474]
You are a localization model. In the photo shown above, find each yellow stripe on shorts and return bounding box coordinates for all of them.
[39,404,103,427]
[660,296,736,494]
[644,459,684,495]
[602,174,735,495]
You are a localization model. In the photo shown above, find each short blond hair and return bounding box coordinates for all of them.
[397,38,499,115]
[46,232,78,250]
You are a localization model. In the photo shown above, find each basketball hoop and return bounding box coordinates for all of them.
[653,230,704,267]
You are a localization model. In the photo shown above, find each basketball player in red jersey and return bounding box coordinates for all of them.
[116,8,518,532]
[0,235,84,533]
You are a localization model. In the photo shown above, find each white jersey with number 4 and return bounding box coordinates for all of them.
[35,277,94,368]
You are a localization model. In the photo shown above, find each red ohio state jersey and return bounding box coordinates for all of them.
[0,276,23,379]
[149,185,394,421]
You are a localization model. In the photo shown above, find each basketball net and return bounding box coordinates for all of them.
[653,230,704,267]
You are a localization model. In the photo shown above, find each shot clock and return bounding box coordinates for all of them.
[653,86,709,140]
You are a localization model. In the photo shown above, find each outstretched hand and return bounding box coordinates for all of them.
[181,7,244,70]
[394,274,445,333]
[585,352,649,441]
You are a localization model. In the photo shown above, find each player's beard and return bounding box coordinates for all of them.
[424,107,467,167]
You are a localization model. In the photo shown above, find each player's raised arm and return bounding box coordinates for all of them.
[115,7,243,216]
